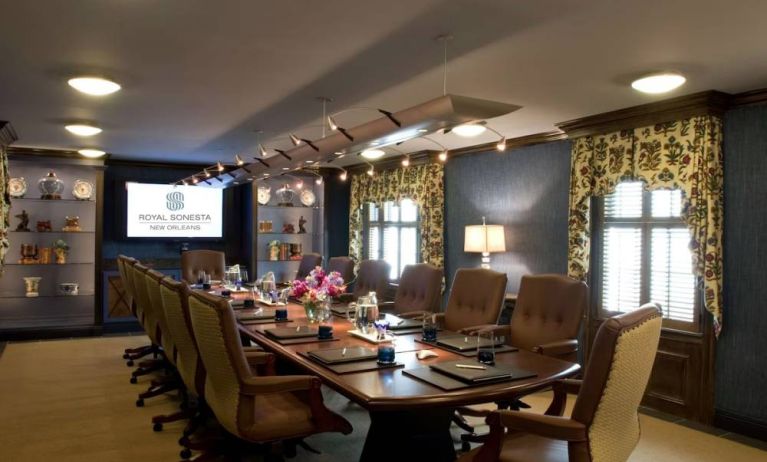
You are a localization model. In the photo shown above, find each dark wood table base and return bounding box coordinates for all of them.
[361,407,456,461]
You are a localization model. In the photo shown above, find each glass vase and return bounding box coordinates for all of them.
[304,300,329,324]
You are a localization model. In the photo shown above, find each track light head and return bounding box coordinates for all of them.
[327,115,339,131]
[438,150,448,162]
[402,156,410,167]
[339,170,348,181]
[182,179,188,186]
[217,162,224,172]
[289,133,302,146]
[295,179,304,189]
[366,166,374,176]
[235,154,244,166]
[191,177,199,184]
[258,144,268,157]
[315,176,323,185]
[204,169,211,178]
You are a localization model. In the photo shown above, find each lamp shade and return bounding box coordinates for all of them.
[464,224,506,253]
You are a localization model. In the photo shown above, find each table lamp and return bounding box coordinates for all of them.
[464,217,506,269]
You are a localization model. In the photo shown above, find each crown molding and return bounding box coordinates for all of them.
[556,90,731,138]
[7,146,89,160]
[730,87,767,107]
[448,130,567,158]
[0,121,19,147]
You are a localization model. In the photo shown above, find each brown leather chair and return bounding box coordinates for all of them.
[181,250,226,284]
[381,263,443,316]
[340,259,391,302]
[437,268,507,332]
[186,289,352,456]
[295,253,323,280]
[327,256,355,286]
[459,304,662,462]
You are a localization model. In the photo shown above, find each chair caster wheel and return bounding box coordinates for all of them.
[123,353,129,359]
[461,441,471,452]
[136,399,144,407]
[153,422,163,432]
[127,360,134,367]
[180,448,192,460]
[130,376,137,384]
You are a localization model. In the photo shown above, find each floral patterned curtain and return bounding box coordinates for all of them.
[0,144,10,271]
[349,163,444,271]
[568,116,724,334]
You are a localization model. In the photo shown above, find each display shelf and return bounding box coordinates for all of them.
[256,232,319,236]
[257,259,302,263]
[9,230,96,234]
[0,292,95,300]
[10,198,96,203]
[4,262,94,266]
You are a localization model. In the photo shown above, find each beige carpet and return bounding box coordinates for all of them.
[0,336,764,461]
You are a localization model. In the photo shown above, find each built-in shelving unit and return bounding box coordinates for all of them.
[0,154,103,338]
[254,177,324,283]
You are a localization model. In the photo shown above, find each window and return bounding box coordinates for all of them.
[594,182,699,331]
[363,199,419,280]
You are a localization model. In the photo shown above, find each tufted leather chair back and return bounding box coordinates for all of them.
[181,250,226,284]
[393,263,443,314]
[327,257,355,286]
[510,274,587,360]
[352,260,391,299]
[296,253,323,280]
[444,268,507,332]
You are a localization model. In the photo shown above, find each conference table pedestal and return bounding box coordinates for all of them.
[361,407,456,461]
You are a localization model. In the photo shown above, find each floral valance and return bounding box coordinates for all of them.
[568,116,724,334]
[0,145,10,271]
[349,163,444,270]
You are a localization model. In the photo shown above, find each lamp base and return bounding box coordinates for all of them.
[480,253,491,269]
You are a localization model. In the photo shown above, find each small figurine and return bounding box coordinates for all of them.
[297,215,307,234]
[282,223,295,234]
[15,210,30,232]
[36,220,52,232]
[62,216,82,232]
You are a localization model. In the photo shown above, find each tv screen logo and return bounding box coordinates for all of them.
[166,191,185,211]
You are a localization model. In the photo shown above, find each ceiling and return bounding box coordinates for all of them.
[1,0,766,166]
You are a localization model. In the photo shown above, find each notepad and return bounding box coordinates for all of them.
[430,360,513,384]
[264,326,318,339]
[436,334,504,352]
[307,346,378,364]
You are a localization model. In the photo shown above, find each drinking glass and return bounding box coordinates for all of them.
[278,288,290,305]
[238,269,249,286]
[477,330,496,365]
[422,314,438,342]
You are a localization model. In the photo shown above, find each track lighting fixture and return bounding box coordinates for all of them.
[497,137,507,151]
[327,115,339,131]
[191,177,199,184]
[216,162,224,172]
[258,144,268,157]
[235,154,245,166]
[295,179,304,189]
[182,180,188,186]
[401,156,410,167]
[315,176,323,185]
[204,169,211,178]
[289,134,302,146]
[438,150,448,162]
[339,170,348,181]
[366,165,375,176]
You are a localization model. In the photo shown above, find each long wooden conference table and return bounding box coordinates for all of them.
[236,302,579,461]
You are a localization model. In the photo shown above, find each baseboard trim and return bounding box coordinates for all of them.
[0,325,103,342]
[102,322,143,335]
[715,409,767,442]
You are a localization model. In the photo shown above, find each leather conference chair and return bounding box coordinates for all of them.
[296,253,323,280]
[339,259,391,303]
[127,262,165,384]
[187,289,352,458]
[458,304,662,462]
[380,263,442,316]
[436,268,507,332]
[118,255,152,365]
[181,250,226,284]
[457,274,588,447]
[327,256,355,287]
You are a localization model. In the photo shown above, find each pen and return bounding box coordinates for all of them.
[341,348,347,356]
[455,364,486,370]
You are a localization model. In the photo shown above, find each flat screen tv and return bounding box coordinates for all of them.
[126,182,223,238]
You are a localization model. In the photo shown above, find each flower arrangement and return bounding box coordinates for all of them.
[289,266,346,304]
[52,239,69,252]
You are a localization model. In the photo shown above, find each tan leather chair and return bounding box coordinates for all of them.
[349,259,391,300]
[381,263,442,315]
[438,268,507,332]
[296,253,323,280]
[181,250,226,283]
[187,290,352,452]
[327,256,355,286]
[119,256,152,364]
[459,304,662,462]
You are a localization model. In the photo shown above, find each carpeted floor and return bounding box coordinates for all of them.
[0,335,765,461]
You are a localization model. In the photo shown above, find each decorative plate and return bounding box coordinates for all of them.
[257,186,271,205]
[72,179,94,200]
[300,189,316,207]
[8,177,27,198]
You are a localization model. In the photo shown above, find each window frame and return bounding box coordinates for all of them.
[361,200,421,281]
[591,188,702,333]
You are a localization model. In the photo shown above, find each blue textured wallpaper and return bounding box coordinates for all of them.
[716,105,767,425]
[444,140,572,293]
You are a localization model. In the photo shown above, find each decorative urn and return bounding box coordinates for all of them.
[38,171,64,200]
[275,184,295,206]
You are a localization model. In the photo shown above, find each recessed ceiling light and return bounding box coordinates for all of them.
[417,129,428,133]
[631,73,686,94]
[361,148,385,159]
[305,160,314,164]
[78,148,106,158]
[67,77,121,96]
[452,124,487,137]
[334,151,344,155]
[65,124,102,137]
[369,141,380,146]
[282,167,290,171]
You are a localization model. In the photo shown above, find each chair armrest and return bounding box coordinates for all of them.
[545,379,583,416]
[241,375,319,395]
[533,339,578,357]
[459,324,510,335]
[491,410,587,442]
[243,350,276,376]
